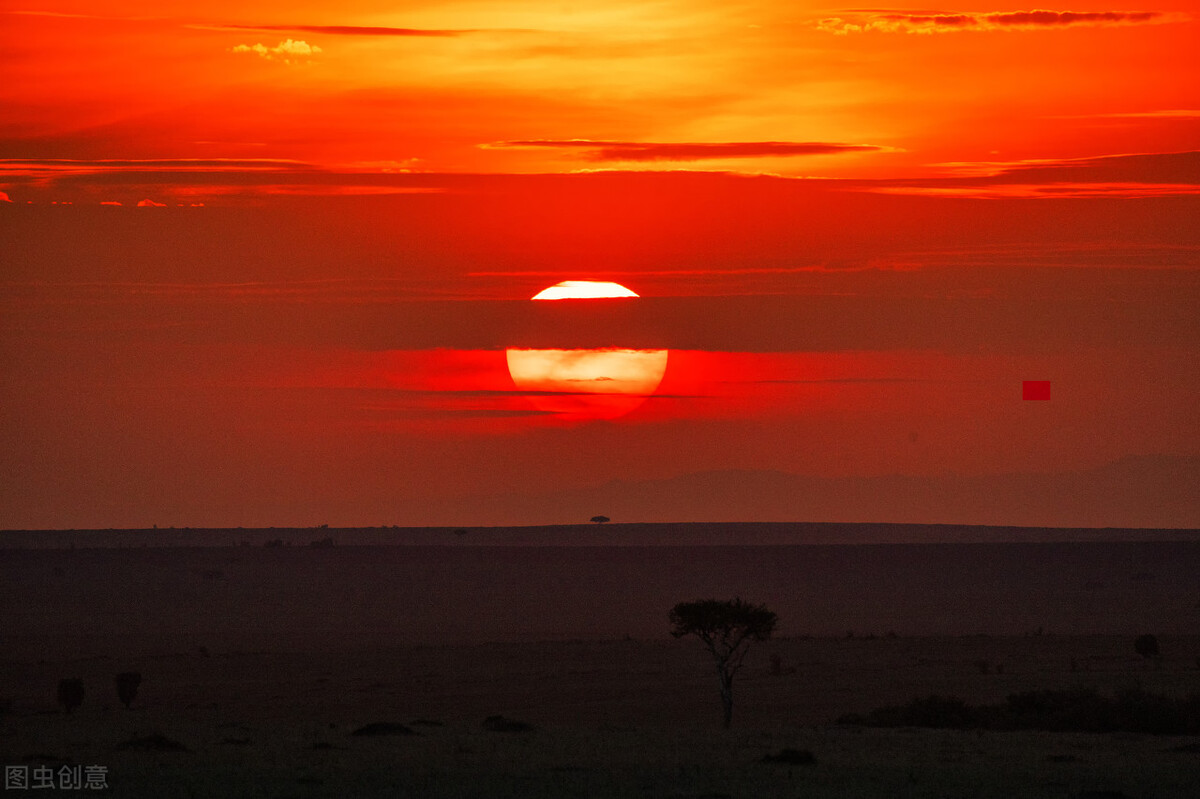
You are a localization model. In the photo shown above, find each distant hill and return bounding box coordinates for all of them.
[443,453,1199,530]
[1,455,1194,546]
[1,519,1198,549]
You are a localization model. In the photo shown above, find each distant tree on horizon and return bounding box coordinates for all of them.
[669,597,778,728]
[590,515,610,524]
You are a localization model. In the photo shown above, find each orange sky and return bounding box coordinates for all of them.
[1,2,1198,529]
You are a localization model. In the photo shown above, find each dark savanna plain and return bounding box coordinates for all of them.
[3,0,1200,796]
[4,526,1200,797]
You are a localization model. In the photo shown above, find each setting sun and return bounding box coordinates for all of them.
[508,281,667,419]
[530,281,640,300]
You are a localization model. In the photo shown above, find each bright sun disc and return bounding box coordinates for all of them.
[507,280,667,419]
[530,280,639,300]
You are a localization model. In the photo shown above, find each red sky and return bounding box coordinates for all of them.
[2,1,1198,529]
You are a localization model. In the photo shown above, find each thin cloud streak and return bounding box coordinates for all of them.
[0,158,314,171]
[1050,109,1200,119]
[3,13,501,37]
[202,23,490,37]
[867,183,1200,199]
[490,140,886,162]
[852,150,1200,197]
[818,9,1177,34]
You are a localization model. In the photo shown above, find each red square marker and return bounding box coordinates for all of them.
[1023,380,1051,400]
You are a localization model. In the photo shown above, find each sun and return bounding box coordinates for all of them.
[506,281,668,419]
[530,280,640,300]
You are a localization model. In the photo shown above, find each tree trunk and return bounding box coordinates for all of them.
[718,666,734,729]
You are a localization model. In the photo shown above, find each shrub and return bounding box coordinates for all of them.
[841,688,1200,735]
[115,672,142,709]
[1134,634,1160,659]
[116,733,188,752]
[482,715,535,732]
[350,722,417,736]
[761,748,816,765]
[56,679,84,714]
[849,694,980,729]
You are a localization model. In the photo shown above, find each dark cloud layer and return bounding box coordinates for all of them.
[493,140,883,162]
[5,291,1196,355]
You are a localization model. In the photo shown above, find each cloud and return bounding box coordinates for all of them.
[853,150,1200,197]
[942,150,1200,184]
[207,23,475,37]
[230,39,322,64]
[0,158,313,172]
[868,183,1200,199]
[817,9,1175,34]
[489,140,885,162]
[0,157,453,200]
[136,198,167,207]
[1051,109,1200,120]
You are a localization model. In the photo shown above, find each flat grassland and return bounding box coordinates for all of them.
[2,538,1198,797]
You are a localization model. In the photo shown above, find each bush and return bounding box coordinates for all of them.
[843,694,979,729]
[115,672,142,709]
[350,722,417,736]
[116,733,188,752]
[761,748,816,765]
[482,715,535,732]
[841,687,1200,735]
[56,679,84,714]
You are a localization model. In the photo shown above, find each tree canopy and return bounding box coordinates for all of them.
[669,597,778,647]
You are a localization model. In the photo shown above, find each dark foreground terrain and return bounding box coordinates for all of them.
[2,537,1199,796]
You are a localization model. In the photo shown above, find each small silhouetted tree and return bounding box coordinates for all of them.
[590,515,610,524]
[57,678,84,714]
[115,672,142,708]
[669,597,778,728]
[1135,634,1160,659]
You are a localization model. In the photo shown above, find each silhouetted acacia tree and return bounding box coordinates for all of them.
[115,672,142,709]
[57,679,84,714]
[590,515,610,524]
[669,597,778,728]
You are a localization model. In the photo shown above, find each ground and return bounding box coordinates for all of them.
[3,636,1199,797]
